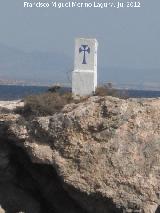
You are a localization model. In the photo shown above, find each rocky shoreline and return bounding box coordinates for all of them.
[0,97,160,213]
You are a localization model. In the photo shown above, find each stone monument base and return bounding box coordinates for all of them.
[72,70,97,96]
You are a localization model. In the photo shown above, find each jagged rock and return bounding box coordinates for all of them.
[0,100,24,112]
[0,96,160,212]
[0,141,41,213]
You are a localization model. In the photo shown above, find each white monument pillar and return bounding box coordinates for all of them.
[72,38,98,96]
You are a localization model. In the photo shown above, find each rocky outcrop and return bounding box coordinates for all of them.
[0,97,160,213]
[0,100,24,112]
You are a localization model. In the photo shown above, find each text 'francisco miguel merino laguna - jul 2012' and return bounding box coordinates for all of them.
[23,1,141,9]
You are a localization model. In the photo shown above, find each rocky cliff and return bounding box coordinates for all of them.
[0,97,160,213]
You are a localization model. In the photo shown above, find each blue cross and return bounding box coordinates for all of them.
[79,45,90,64]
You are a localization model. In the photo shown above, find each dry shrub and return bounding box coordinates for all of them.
[22,92,73,116]
[95,83,129,99]
[15,84,128,117]
[17,92,89,117]
[95,83,118,97]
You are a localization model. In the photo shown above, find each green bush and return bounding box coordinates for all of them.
[47,85,61,93]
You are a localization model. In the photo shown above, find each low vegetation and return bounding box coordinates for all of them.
[15,83,128,117]
[95,83,128,98]
[95,83,118,97]
[19,92,74,116]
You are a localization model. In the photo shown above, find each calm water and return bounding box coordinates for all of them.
[0,85,49,100]
[0,85,160,100]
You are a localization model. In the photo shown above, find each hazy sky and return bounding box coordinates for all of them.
[0,0,160,84]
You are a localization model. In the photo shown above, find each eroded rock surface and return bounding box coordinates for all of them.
[0,97,160,213]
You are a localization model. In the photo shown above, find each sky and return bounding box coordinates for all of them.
[0,0,160,86]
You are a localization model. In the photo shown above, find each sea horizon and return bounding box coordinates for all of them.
[0,84,160,101]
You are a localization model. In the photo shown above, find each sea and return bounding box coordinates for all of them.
[0,85,160,101]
